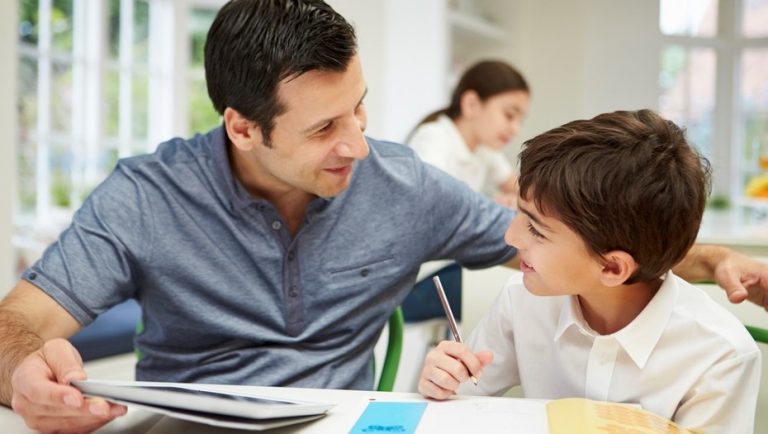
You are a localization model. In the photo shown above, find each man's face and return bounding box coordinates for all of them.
[504,195,603,297]
[243,55,369,198]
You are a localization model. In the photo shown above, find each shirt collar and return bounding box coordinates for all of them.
[209,125,257,212]
[436,115,474,162]
[553,271,679,369]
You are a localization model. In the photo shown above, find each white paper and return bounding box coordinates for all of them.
[417,398,549,434]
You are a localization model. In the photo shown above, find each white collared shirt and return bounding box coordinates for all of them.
[458,272,761,433]
[409,115,513,193]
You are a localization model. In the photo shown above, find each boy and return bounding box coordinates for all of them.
[418,110,761,433]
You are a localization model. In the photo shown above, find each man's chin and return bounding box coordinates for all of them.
[315,180,351,199]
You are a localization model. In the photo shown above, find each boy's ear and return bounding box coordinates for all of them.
[459,90,481,118]
[224,107,262,151]
[599,250,638,287]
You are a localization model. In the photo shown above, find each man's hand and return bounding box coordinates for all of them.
[10,339,126,434]
[417,341,493,400]
[712,250,768,310]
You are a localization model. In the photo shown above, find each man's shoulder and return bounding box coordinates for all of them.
[119,127,220,171]
[366,136,418,159]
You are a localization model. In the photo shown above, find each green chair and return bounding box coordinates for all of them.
[746,325,768,344]
[376,306,404,392]
[136,306,405,392]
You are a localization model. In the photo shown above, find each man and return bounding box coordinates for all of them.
[1,1,766,433]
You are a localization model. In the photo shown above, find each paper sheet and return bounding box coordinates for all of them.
[417,398,549,434]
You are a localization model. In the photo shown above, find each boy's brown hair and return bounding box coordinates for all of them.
[518,109,711,284]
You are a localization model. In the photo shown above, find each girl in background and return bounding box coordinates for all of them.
[409,60,530,208]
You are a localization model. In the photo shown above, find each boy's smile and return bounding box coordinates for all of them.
[505,196,604,297]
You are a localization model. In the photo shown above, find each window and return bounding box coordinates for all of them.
[14,0,223,274]
[659,0,768,205]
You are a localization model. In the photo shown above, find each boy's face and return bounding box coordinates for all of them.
[237,55,370,198]
[505,195,604,296]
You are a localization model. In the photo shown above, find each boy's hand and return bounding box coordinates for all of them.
[417,341,493,400]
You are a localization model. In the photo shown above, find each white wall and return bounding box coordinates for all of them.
[328,0,447,143]
[0,1,18,295]
[491,0,660,163]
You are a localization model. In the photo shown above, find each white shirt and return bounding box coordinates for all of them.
[458,272,761,434]
[409,115,514,280]
[409,115,513,193]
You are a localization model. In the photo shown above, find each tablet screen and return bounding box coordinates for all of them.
[72,380,334,420]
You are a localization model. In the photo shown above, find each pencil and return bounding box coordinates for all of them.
[432,276,478,386]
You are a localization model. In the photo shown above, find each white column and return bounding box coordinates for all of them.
[82,0,105,188]
[0,0,18,292]
[148,0,177,146]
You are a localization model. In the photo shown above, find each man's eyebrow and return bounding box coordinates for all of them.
[301,88,368,135]
[518,203,552,231]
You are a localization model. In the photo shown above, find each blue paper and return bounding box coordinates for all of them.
[349,401,428,433]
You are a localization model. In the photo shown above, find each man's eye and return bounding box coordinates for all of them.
[318,122,333,133]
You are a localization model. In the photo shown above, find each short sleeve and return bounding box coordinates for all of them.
[22,163,154,326]
[414,156,517,269]
[408,122,452,172]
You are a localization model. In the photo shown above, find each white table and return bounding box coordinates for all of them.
[0,385,549,434]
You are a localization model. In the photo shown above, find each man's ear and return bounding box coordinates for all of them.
[459,90,481,118]
[599,250,638,287]
[224,107,261,151]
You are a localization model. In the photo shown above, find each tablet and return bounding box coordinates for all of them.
[72,380,334,420]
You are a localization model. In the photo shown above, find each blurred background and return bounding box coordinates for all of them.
[0,0,766,428]
[1,0,767,289]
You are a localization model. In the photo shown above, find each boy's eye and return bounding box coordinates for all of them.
[527,223,544,239]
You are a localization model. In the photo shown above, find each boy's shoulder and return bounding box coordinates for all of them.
[668,274,758,354]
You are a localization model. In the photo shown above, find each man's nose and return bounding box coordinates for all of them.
[336,120,369,159]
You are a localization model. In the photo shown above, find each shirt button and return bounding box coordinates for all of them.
[360,268,369,277]
[28,272,37,280]
[288,287,298,297]
[287,251,295,261]
[272,221,282,230]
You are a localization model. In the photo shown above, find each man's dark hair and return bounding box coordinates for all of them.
[204,0,357,147]
[518,109,711,284]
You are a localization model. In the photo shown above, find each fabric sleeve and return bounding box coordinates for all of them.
[673,348,761,434]
[457,280,521,396]
[415,155,517,269]
[408,123,452,173]
[22,162,154,326]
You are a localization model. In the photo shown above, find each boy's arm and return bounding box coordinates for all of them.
[673,245,768,309]
[672,350,761,434]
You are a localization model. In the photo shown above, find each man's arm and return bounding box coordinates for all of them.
[673,244,768,309]
[0,280,81,405]
[0,280,125,433]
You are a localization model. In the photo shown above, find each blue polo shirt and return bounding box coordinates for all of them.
[24,127,516,390]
